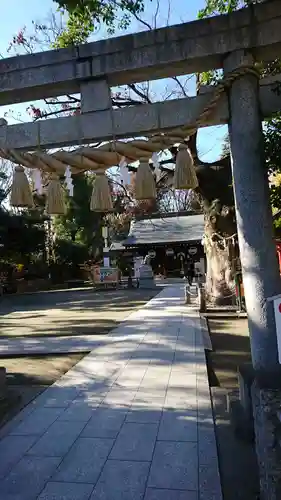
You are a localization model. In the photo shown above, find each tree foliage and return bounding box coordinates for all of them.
[53,0,147,46]
[53,173,101,245]
[198,0,258,18]
[0,160,47,267]
[0,209,47,265]
[264,114,281,215]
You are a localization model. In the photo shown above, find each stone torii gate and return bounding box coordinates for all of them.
[1,0,279,369]
[1,2,281,494]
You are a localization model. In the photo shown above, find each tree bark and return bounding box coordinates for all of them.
[203,200,238,305]
[188,133,239,305]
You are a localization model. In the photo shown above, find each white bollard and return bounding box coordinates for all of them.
[184,284,190,304]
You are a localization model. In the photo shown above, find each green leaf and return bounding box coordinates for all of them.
[53,0,146,47]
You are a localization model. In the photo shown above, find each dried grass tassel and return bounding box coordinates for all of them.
[173,144,198,190]
[90,172,113,212]
[46,173,66,215]
[10,165,33,208]
[135,157,156,200]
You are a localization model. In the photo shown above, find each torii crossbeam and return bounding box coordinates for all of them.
[0,0,280,151]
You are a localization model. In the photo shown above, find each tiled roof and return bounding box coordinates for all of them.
[124,214,204,246]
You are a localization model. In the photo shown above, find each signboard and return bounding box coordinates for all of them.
[103,257,110,267]
[188,246,198,256]
[93,266,119,284]
[139,264,153,278]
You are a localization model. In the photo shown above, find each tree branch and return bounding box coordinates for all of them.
[128,83,152,104]
[33,106,79,120]
[44,96,80,106]
[110,177,133,203]
[172,76,189,97]
[112,98,144,107]
[131,11,152,30]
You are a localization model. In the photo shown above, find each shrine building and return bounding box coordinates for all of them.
[110,212,205,278]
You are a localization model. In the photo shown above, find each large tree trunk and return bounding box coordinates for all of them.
[186,135,238,305]
[203,200,238,305]
[183,131,239,305]
[204,241,235,304]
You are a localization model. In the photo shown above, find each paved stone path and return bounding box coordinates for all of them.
[0,285,222,500]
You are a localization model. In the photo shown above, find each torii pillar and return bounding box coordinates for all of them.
[224,50,281,498]
[224,50,281,373]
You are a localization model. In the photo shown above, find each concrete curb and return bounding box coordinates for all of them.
[199,315,213,351]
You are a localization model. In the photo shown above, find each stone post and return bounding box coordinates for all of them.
[251,377,281,500]
[198,283,206,313]
[225,50,281,500]
[0,367,7,401]
[224,50,281,373]
[184,284,190,304]
[101,226,110,267]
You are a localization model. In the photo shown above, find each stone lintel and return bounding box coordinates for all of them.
[0,83,278,151]
[0,1,280,105]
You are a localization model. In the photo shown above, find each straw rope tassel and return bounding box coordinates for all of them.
[10,165,33,208]
[90,172,113,212]
[2,67,259,203]
[173,144,198,190]
[46,173,66,215]
[135,157,156,200]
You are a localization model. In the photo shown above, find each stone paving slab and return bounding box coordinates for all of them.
[144,489,198,500]
[148,441,198,491]
[0,285,223,500]
[53,437,114,484]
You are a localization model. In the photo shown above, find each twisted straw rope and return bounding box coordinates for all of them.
[0,66,259,175]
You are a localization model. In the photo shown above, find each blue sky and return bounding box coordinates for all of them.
[0,0,227,162]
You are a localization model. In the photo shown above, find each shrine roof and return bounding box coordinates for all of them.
[110,241,126,251]
[123,213,204,246]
